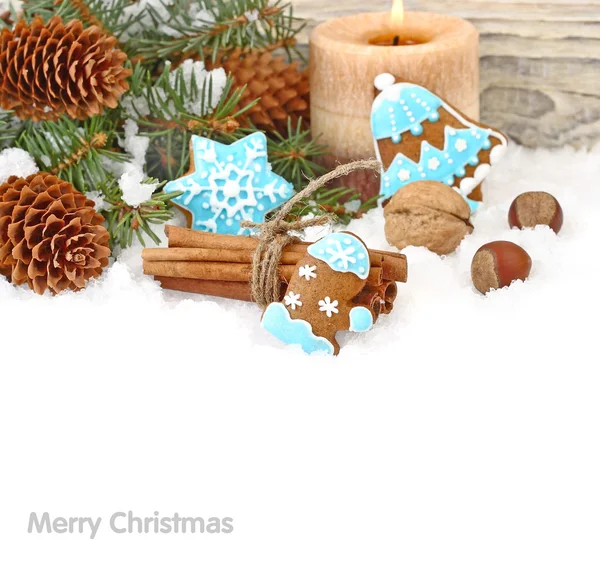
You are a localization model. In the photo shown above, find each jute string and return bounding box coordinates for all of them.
[241,159,381,309]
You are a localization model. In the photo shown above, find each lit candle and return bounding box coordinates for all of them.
[310,1,479,198]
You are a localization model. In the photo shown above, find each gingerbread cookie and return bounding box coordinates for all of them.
[261,232,377,355]
[371,73,508,211]
[164,132,293,235]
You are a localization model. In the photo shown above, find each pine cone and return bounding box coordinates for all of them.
[208,49,310,135]
[0,16,131,121]
[0,173,111,294]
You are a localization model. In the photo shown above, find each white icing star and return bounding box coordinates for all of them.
[318,297,339,318]
[455,139,468,153]
[428,158,440,171]
[298,265,317,281]
[284,292,302,310]
[398,169,411,182]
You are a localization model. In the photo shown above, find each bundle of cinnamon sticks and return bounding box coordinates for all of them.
[143,226,407,314]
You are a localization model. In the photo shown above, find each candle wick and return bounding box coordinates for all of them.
[393,35,400,46]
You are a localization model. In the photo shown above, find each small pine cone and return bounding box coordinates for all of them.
[0,173,111,294]
[207,49,310,135]
[0,16,131,121]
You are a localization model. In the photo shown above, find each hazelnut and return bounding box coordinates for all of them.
[508,191,563,233]
[383,181,473,255]
[471,241,532,294]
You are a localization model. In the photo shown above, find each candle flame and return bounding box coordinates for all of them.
[391,0,404,27]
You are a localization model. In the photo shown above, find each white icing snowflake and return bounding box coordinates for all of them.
[428,158,441,171]
[398,169,411,182]
[318,297,339,318]
[284,292,303,310]
[455,139,468,153]
[325,240,356,270]
[299,265,317,281]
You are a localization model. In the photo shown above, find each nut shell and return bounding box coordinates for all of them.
[508,191,563,233]
[384,181,473,255]
[471,241,532,294]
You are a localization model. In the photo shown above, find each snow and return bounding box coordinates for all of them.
[0,147,38,183]
[119,167,159,207]
[2,143,600,567]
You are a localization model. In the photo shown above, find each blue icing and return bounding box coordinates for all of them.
[349,306,374,333]
[372,83,442,142]
[380,126,493,208]
[164,132,293,235]
[307,233,370,280]
[466,197,481,214]
[262,303,334,355]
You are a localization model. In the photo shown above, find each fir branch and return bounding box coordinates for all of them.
[16,115,126,193]
[102,181,183,248]
[267,119,327,190]
[125,62,252,133]
[132,0,304,64]
[0,111,23,150]
[20,0,137,37]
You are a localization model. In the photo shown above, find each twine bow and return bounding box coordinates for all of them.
[241,159,382,309]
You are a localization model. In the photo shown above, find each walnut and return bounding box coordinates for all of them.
[383,181,474,255]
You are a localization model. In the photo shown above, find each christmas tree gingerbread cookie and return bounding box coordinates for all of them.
[371,73,508,211]
[164,132,293,235]
[261,233,378,355]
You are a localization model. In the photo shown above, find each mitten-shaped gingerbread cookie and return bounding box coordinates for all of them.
[261,233,377,355]
[371,73,508,212]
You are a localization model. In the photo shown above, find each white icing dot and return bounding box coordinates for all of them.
[257,204,264,211]
[343,238,352,245]
[225,219,233,226]
[448,159,454,164]
[403,106,409,111]
[416,98,421,103]
[319,249,325,254]
[359,267,365,274]
[421,173,426,178]
[407,112,413,117]
[410,118,415,123]
[202,203,210,209]
[388,107,394,113]
[410,93,416,98]
[374,73,396,91]
[358,253,366,259]
[227,155,234,162]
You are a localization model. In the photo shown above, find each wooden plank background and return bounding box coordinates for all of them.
[293,0,600,149]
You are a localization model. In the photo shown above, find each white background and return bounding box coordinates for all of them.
[2,143,600,567]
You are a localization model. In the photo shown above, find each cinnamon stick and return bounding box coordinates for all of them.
[156,277,255,302]
[142,247,304,265]
[163,225,407,282]
[144,261,383,286]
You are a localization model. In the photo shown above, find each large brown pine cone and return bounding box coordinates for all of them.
[207,49,310,135]
[0,173,111,294]
[0,16,131,121]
